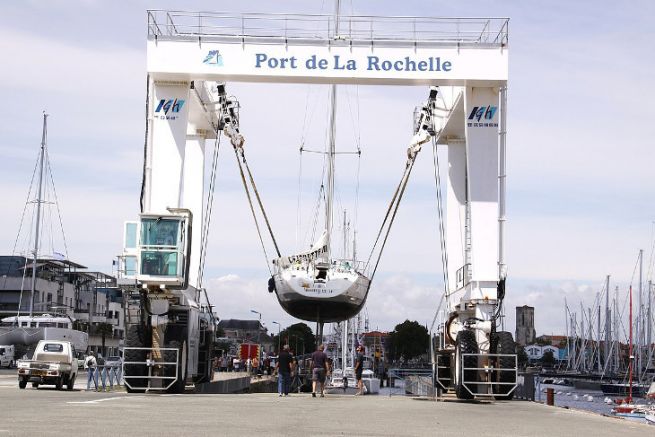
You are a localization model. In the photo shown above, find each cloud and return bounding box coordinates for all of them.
[2,1,655,342]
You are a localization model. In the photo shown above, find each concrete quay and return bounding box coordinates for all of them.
[0,371,651,437]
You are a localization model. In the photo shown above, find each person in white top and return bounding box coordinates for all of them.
[84,351,98,391]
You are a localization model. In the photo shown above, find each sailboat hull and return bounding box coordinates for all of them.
[274,271,370,323]
[0,326,88,352]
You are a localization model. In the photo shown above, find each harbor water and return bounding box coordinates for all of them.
[536,382,653,425]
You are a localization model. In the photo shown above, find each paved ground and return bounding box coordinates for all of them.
[0,370,651,436]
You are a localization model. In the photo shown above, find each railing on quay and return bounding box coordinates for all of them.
[460,352,518,398]
[86,364,123,392]
[147,10,509,47]
[387,367,433,397]
[121,346,179,392]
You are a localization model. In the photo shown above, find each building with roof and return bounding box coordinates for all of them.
[0,255,124,356]
[217,318,274,354]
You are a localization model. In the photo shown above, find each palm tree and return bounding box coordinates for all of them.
[95,322,114,357]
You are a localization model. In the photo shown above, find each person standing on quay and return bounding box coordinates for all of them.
[277,345,293,396]
[310,344,330,398]
[355,345,365,395]
[85,351,98,391]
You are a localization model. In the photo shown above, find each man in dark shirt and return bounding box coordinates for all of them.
[355,345,365,395]
[276,345,293,396]
[310,344,330,397]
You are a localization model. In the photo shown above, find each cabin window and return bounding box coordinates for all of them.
[124,256,137,276]
[40,322,56,327]
[124,222,138,249]
[30,322,37,327]
[140,218,179,247]
[43,343,64,352]
[140,251,178,277]
[57,323,66,328]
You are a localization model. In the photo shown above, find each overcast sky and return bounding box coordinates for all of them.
[1,1,654,340]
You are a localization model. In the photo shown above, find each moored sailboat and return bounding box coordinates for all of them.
[0,113,88,353]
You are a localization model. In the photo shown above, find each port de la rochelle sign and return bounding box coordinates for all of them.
[147,41,507,85]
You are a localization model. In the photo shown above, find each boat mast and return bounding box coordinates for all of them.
[604,275,610,374]
[628,285,633,403]
[324,0,340,261]
[29,113,48,317]
[637,249,643,380]
[647,280,653,372]
[596,291,601,373]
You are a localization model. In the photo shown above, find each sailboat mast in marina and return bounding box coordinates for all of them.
[29,113,48,317]
[271,0,371,336]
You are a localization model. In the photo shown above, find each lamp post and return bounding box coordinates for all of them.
[272,321,281,353]
[250,309,261,364]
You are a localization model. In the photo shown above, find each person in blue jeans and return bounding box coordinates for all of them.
[276,345,293,396]
[85,351,98,391]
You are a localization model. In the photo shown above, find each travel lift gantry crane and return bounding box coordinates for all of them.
[120,10,512,398]
[411,87,517,400]
[118,80,225,393]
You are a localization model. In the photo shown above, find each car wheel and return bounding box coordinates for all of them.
[67,374,75,391]
[19,379,27,389]
[32,382,39,389]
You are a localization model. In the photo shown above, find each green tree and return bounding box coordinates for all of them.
[516,343,528,366]
[387,320,429,362]
[95,322,114,357]
[541,350,555,366]
[274,322,315,355]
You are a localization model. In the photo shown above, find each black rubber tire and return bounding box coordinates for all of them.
[32,382,39,389]
[164,340,187,394]
[19,379,27,389]
[55,377,63,390]
[454,330,478,400]
[66,375,75,391]
[124,324,150,393]
[492,331,516,400]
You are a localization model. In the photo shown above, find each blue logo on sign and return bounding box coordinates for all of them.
[203,50,223,66]
[468,106,497,122]
[155,99,185,115]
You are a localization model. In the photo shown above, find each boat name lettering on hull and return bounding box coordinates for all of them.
[305,288,335,295]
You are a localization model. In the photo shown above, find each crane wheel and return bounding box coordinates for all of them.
[164,340,187,394]
[124,324,150,393]
[492,331,516,400]
[454,330,478,400]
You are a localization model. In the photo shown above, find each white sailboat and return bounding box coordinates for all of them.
[0,314,88,352]
[271,3,370,327]
[273,5,370,328]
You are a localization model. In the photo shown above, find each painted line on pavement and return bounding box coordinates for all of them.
[67,395,143,404]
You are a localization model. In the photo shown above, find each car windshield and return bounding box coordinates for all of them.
[43,343,64,352]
